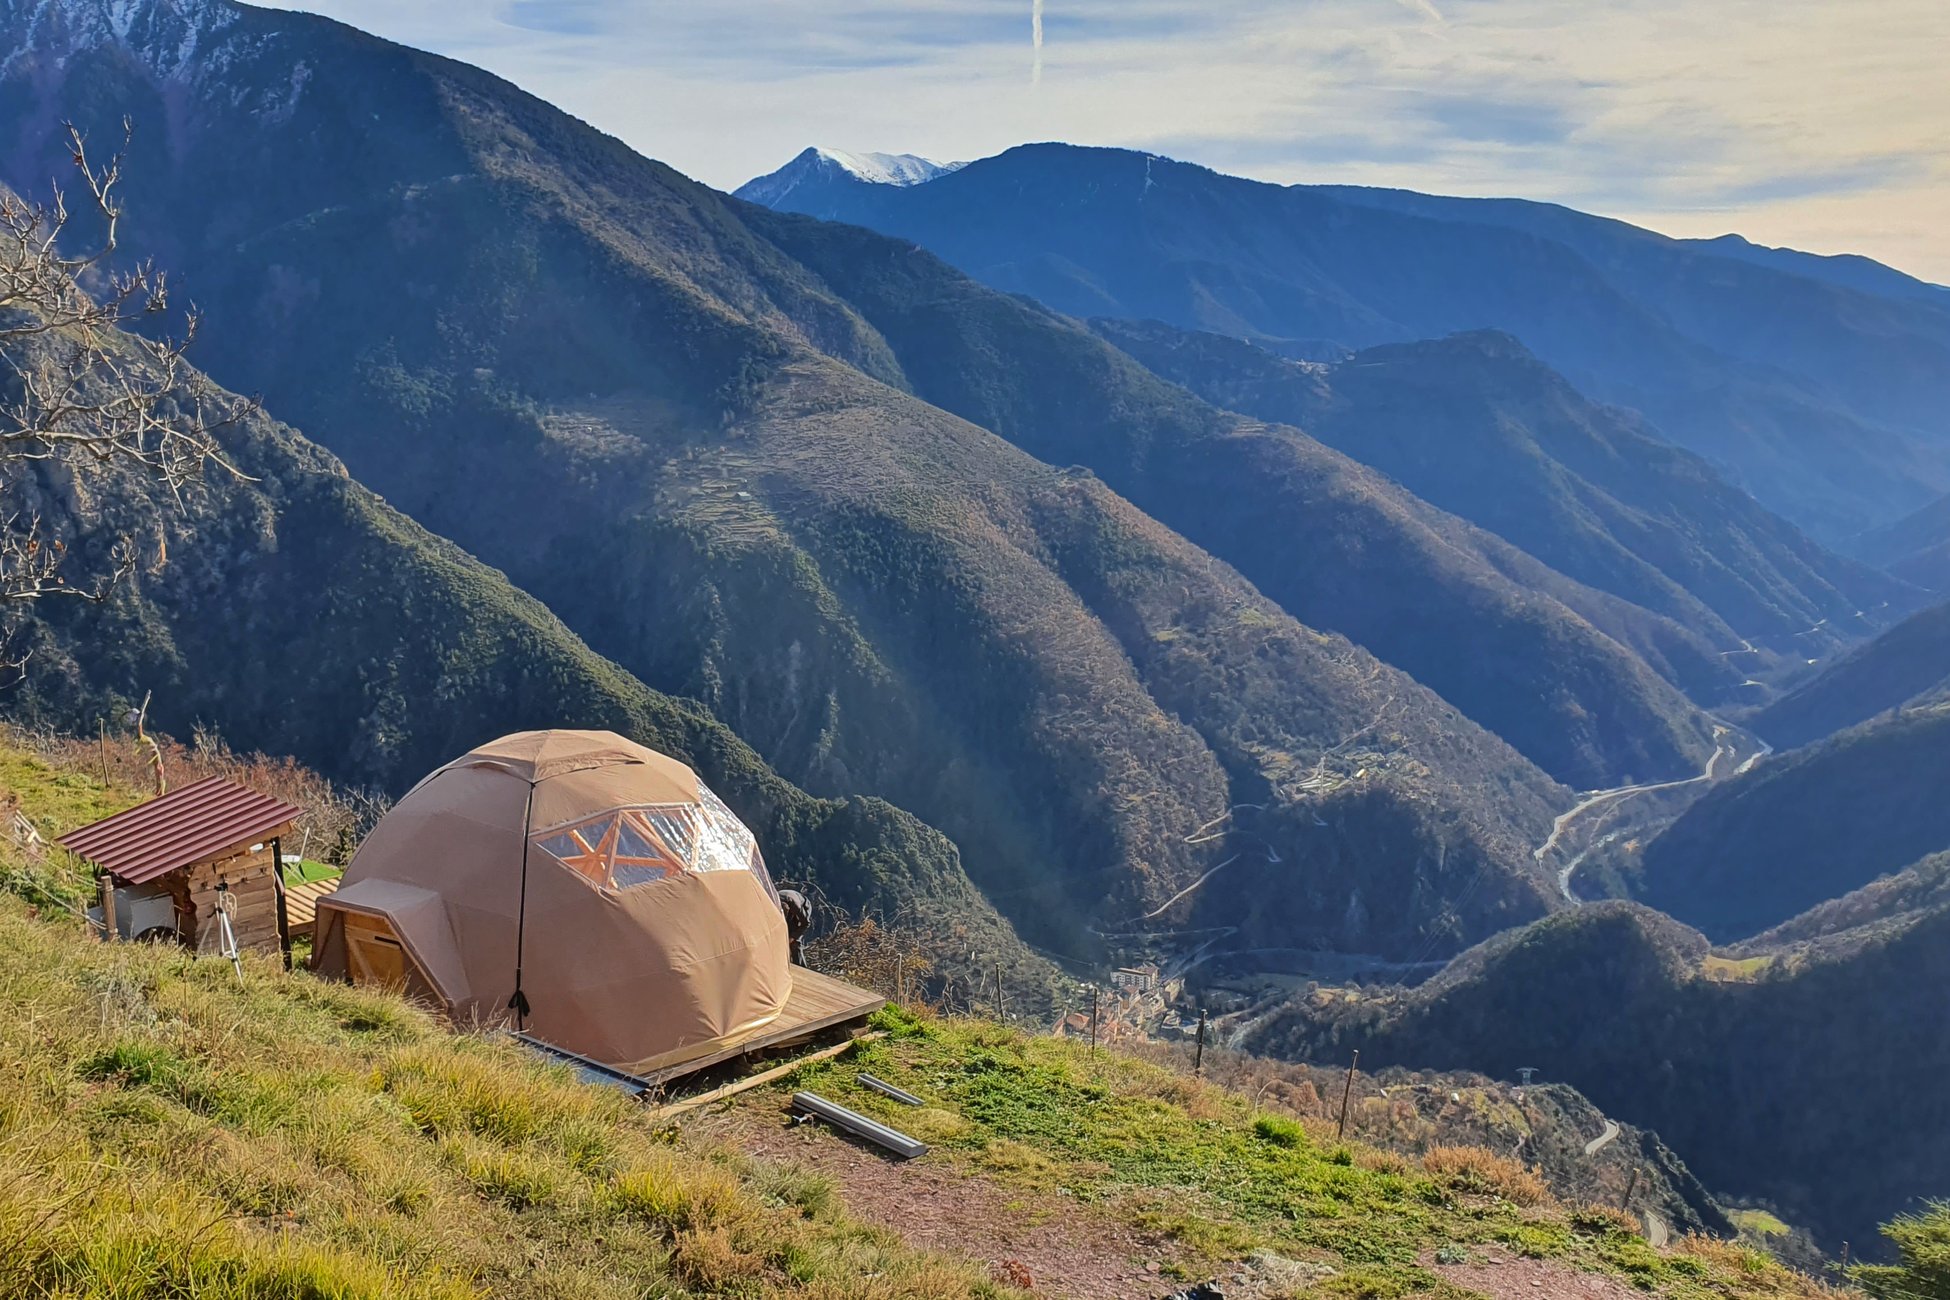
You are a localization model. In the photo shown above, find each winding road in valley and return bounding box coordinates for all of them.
[1535,724,1775,902]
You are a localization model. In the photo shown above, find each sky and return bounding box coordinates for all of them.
[259,0,1950,283]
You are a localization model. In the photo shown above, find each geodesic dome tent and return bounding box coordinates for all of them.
[312,730,795,1075]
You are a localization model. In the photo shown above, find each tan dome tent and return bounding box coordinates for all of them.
[312,731,877,1077]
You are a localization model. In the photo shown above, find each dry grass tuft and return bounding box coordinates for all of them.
[1422,1145,1552,1206]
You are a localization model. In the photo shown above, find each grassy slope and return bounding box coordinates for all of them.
[766,1011,1826,1300]
[0,729,1839,1300]
[0,935,1005,1298]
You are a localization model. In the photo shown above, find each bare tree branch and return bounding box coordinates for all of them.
[0,120,257,627]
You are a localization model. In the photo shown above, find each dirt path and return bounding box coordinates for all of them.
[1430,1244,1652,1300]
[698,1099,1187,1300]
[1642,1211,1671,1248]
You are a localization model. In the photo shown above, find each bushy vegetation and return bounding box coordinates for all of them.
[1150,1042,1733,1237]
[1853,1204,1950,1300]
[1250,902,1950,1256]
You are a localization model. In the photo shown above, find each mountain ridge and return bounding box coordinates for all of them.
[739,141,1950,541]
[1087,319,1912,686]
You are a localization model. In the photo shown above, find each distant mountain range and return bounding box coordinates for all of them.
[1856,492,1950,592]
[737,148,962,207]
[1087,320,1910,690]
[739,143,1950,543]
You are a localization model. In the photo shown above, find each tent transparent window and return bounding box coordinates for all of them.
[531,793,763,893]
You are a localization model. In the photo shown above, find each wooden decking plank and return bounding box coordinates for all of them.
[634,966,884,1087]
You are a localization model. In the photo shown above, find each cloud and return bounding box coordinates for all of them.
[1032,0,1043,85]
[249,0,1950,282]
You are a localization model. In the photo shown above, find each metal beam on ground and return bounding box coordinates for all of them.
[791,1090,928,1159]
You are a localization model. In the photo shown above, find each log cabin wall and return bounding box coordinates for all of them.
[184,840,285,955]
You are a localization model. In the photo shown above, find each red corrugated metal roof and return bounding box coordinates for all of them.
[57,776,303,885]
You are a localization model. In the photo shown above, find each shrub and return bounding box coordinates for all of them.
[1254,1114,1309,1149]
[1570,1203,1642,1237]
[1421,1145,1550,1206]
[1853,1202,1950,1300]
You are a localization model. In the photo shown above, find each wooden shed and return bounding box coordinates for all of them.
[59,777,303,960]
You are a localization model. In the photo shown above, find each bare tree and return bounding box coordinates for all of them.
[0,120,253,625]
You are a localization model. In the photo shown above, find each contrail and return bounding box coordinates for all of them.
[1032,0,1043,84]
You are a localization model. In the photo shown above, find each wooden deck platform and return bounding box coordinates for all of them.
[633,965,885,1087]
[281,878,339,937]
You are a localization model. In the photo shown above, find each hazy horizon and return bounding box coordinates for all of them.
[254,0,1949,284]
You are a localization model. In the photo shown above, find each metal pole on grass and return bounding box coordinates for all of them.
[1336,1049,1360,1140]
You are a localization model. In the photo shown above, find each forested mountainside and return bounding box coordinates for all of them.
[1855,491,1950,592]
[1241,901,1950,1255]
[0,0,1790,965]
[740,143,1950,541]
[0,330,1058,1002]
[1634,707,1950,941]
[1751,600,1950,748]
[1089,320,1912,691]
[744,207,1723,787]
[1729,848,1950,957]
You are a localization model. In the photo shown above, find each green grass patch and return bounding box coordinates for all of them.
[281,859,344,884]
[0,893,1015,1299]
[1731,1208,1792,1237]
[774,1014,1830,1300]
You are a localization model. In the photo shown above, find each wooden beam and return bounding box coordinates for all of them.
[272,835,292,971]
[644,1033,881,1122]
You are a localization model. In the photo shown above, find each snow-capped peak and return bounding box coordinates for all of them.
[812,148,961,187]
[735,147,964,207]
[2,0,239,77]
